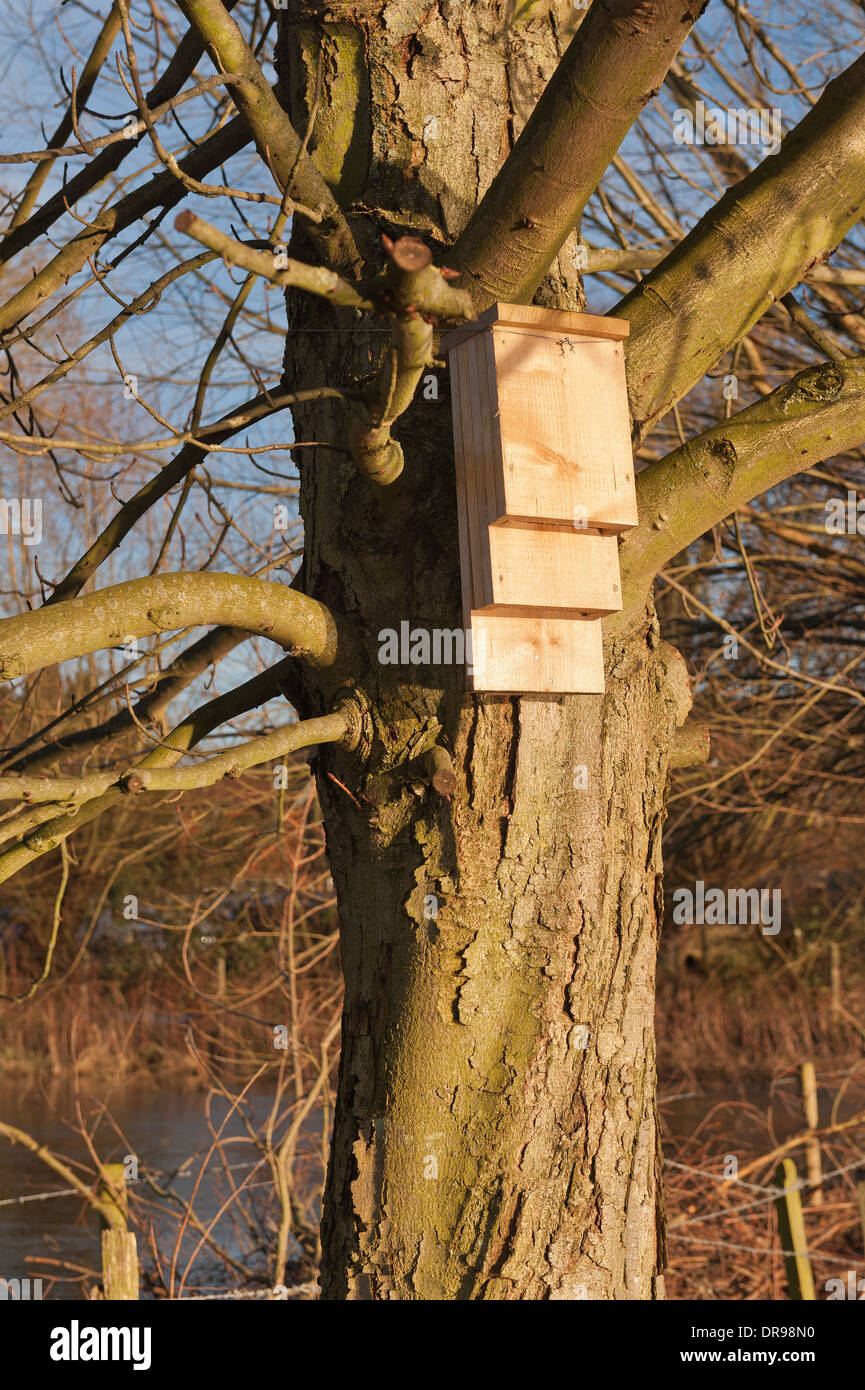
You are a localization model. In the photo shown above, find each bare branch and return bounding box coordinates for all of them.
[0,117,251,336]
[0,1120,119,1224]
[619,52,865,440]
[0,709,350,803]
[5,624,248,772]
[0,253,217,423]
[48,388,341,602]
[0,75,248,166]
[0,657,310,882]
[452,0,702,307]
[582,245,865,287]
[617,356,865,617]
[174,210,372,308]
[6,2,122,230]
[174,216,473,484]
[0,0,245,268]
[173,0,360,273]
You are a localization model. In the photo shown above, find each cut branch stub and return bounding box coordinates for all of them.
[424,745,457,798]
[669,720,710,770]
[383,234,433,273]
[173,212,472,490]
[349,239,468,487]
[174,211,371,309]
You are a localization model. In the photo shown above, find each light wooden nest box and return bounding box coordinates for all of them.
[442,303,637,694]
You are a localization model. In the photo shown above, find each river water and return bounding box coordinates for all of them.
[0,1077,322,1300]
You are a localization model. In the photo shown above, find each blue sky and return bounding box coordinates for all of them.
[1,0,862,738]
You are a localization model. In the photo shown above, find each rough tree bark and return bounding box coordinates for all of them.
[278,0,689,1299]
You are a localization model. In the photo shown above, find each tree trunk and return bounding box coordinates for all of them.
[279,0,689,1299]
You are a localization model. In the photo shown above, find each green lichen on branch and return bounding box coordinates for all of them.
[0,708,350,804]
[0,572,341,682]
[616,353,865,619]
[173,0,360,273]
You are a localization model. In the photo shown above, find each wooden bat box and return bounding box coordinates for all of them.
[443,303,637,694]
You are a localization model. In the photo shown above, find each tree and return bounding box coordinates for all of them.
[1,0,864,1299]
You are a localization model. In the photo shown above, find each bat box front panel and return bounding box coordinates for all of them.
[483,526,622,617]
[469,611,605,695]
[489,329,637,532]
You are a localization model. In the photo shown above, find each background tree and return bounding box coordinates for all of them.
[1,0,864,1300]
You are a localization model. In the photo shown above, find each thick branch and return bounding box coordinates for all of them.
[618,52,865,440]
[452,0,701,308]
[616,356,865,617]
[346,307,433,486]
[0,573,340,682]
[2,76,247,167]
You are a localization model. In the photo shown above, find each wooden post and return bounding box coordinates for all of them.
[856,1177,865,1257]
[99,1162,138,1301]
[214,950,227,1057]
[799,1061,823,1207]
[774,1157,816,1301]
[830,942,841,1025]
